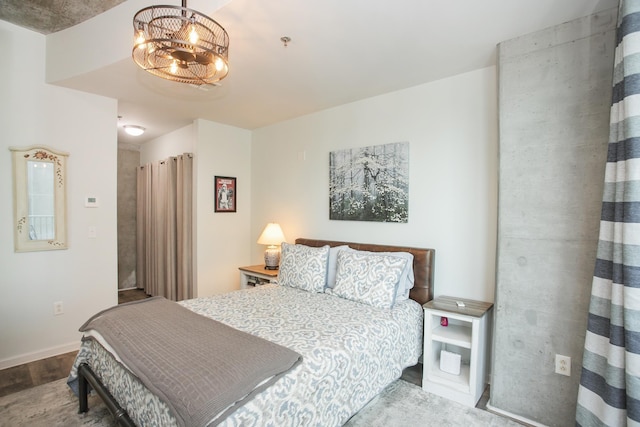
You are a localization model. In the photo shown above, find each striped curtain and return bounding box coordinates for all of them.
[576,1,640,426]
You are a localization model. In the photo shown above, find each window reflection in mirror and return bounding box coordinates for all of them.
[27,160,55,240]
[10,146,68,252]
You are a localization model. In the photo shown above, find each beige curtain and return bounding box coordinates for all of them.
[136,153,193,301]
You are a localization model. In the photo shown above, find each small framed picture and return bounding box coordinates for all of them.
[214,176,236,212]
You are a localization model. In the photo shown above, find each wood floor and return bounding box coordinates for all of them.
[0,351,77,398]
[0,288,149,398]
[118,288,150,304]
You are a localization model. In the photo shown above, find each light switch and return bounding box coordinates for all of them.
[88,226,97,238]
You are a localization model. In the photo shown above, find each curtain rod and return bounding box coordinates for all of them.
[139,153,193,169]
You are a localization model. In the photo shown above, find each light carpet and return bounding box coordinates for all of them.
[0,378,522,426]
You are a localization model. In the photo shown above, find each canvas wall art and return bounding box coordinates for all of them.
[329,141,409,223]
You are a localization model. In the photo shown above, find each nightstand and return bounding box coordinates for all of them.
[422,296,493,407]
[238,265,279,289]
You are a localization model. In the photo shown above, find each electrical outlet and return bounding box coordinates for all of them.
[555,354,571,376]
[53,301,64,316]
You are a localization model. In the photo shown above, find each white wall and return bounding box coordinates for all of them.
[195,119,252,296]
[0,21,118,368]
[251,67,498,301]
[139,125,195,164]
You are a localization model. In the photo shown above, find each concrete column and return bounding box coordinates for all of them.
[491,9,616,426]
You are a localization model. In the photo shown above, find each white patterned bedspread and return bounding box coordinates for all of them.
[69,285,423,427]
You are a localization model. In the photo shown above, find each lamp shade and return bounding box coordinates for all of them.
[257,223,286,246]
[257,223,285,270]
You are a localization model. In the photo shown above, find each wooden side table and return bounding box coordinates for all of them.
[238,265,279,289]
[422,296,493,407]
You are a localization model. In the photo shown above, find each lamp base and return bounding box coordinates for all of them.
[264,246,280,270]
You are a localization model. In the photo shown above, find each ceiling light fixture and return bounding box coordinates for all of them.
[123,125,146,136]
[132,1,229,85]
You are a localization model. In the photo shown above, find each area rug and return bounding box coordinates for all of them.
[0,379,112,427]
[343,380,522,427]
[0,378,522,426]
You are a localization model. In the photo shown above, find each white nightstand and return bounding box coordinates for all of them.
[238,265,279,289]
[422,296,493,407]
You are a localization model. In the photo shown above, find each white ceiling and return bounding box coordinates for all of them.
[32,0,619,145]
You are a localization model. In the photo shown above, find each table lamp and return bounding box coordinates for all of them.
[257,223,286,270]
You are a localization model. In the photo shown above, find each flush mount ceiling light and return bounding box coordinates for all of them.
[132,0,229,85]
[123,125,146,136]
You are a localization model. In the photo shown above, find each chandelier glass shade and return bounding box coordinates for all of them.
[132,1,229,85]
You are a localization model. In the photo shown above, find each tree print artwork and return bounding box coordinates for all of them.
[329,142,409,223]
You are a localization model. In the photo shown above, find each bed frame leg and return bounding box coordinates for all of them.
[78,364,89,414]
[77,362,136,427]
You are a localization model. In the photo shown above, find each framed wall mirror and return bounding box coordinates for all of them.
[10,145,68,252]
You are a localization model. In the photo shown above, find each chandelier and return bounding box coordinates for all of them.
[132,1,229,85]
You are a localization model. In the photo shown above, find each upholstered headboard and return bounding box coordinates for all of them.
[295,238,435,306]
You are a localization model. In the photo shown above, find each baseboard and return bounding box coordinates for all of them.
[118,287,139,292]
[486,402,548,427]
[0,341,80,370]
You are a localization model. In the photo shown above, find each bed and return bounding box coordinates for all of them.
[69,238,435,426]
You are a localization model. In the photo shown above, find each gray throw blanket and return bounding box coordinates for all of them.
[79,297,302,427]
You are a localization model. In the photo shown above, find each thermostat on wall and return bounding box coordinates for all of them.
[85,196,99,207]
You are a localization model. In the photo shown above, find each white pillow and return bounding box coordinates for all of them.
[326,245,351,289]
[328,250,407,309]
[385,251,414,301]
[278,243,330,293]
